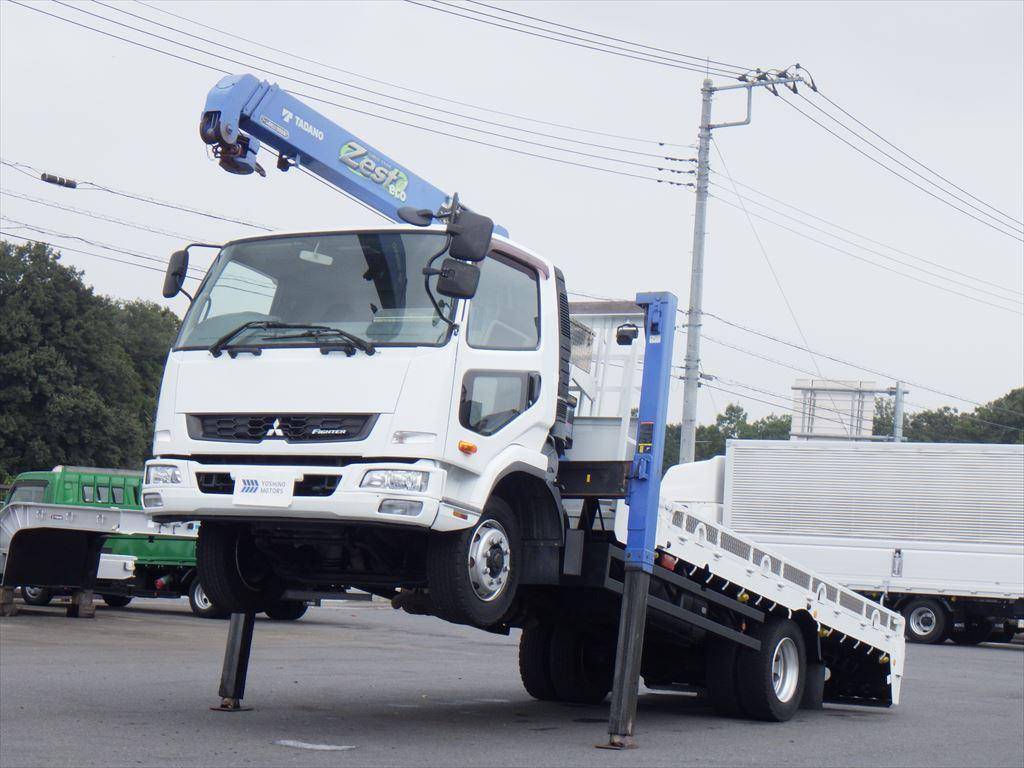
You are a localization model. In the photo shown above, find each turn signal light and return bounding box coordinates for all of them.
[458,441,477,455]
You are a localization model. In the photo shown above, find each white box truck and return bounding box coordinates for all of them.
[663,440,1024,644]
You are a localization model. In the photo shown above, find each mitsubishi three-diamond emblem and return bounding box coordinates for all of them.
[266,418,285,438]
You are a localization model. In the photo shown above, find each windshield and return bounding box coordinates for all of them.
[175,232,452,349]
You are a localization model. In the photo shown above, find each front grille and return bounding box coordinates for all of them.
[196,472,340,497]
[188,414,377,443]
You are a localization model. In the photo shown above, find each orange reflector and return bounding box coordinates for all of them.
[453,510,468,520]
[458,441,477,455]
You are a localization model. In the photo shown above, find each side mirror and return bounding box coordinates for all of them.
[436,258,480,299]
[447,208,493,263]
[163,250,189,298]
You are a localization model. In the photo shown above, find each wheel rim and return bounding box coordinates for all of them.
[193,582,212,611]
[771,637,800,703]
[467,519,511,602]
[909,606,936,637]
[23,587,44,600]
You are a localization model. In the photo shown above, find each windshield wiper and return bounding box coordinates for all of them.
[265,327,376,355]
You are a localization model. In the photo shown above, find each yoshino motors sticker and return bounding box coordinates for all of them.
[232,471,295,508]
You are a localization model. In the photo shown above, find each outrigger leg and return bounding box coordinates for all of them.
[212,612,256,712]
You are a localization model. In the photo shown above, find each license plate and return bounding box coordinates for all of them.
[232,472,294,508]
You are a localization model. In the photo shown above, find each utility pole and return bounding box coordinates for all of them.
[891,381,906,441]
[678,72,807,464]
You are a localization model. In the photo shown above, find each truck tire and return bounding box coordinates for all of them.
[264,600,308,621]
[188,579,228,619]
[735,617,806,722]
[950,619,993,646]
[705,640,745,718]
[519,624,557,701]
[994,622,1019,643]
[20,586,52,606]
[547,625,614,705]
[901,598,947,644]
[101,594,133,608]
[196,523,281,614]
[426,497,520,628]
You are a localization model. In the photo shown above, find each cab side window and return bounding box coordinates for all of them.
[460,371,537,436]
[466,255,540,350]
[8,483,46,504]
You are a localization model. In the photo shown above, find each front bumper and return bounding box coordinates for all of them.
[142,458,477,532]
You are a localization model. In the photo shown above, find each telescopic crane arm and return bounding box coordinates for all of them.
[199,73,507,235]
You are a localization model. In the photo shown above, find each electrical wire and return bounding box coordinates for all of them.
[0,187,204,241]
[59,1,688,176]
[708,172,1024,299]
[405,0,744,77]
[807,88,1024,231]
[1,157,273,230]
[711,138,851,435]
[777,94,1024,243]
[136,0,689,148]
[708,192,1024,315]
[465,0,753,74]
[12,2,688,188]
[0,230,196,279]
[101,0,688,163]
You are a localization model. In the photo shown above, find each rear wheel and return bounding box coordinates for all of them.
[426,498,520,628]
[519,624,557,701]
[735,617,806,722]
[101,594,133,608]
[901,598,948,644]
[188,579,228,619]
[20,586,52,606]
[547,626,614,705]
[196,523,282,614]
[950,619,993,646]
[263,599,308,621]
[994,622,1019,643]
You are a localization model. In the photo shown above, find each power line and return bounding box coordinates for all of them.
[405,0,744,77]
[14,2,689,188]
[702,312,1024,418]
[136,0,689,148]
[105,1,687,164]
[90,1,691,170]
[0,187,204,241]
[810,88,1024,230]
[0,230,195,279]
[778,93,1024,243]
[711,138,851,435]
[466,0,752,74]
[708,173,1024,299]
[708,191,1024,315]
[1,156,273,230]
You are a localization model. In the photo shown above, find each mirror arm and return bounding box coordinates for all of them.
[422,237,458,329]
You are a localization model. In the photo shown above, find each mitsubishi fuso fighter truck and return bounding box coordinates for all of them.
[119,73,904,720]
[664,440,1024,645]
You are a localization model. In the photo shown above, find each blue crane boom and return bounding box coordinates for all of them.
[199,73,507,235]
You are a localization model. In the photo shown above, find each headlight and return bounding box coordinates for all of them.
[361,469,429,493]
[146,464,183,485]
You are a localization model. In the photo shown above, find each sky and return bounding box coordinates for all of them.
[1,0,1022,428]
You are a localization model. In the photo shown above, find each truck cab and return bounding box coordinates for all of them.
[144,226,574,627]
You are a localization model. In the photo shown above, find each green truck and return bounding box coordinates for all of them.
[3,467,269,619]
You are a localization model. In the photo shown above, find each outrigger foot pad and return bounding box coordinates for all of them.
[598,735,638,750]
[211,697,253,712]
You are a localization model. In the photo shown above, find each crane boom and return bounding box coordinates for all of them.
[200,73,507,234]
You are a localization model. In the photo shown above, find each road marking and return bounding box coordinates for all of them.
[273,739,355,752]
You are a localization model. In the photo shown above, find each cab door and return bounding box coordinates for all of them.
[444,253,552,478]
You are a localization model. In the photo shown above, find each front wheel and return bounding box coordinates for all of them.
[196,523,282,614]
[20,586,52,606]
[426,497,520,628]
[901,598,948,644]
[188,579,228,619]
[101,594,133,608]
[263,599,308,621]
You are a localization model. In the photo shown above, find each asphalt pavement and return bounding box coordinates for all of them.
[1,598,1021,767]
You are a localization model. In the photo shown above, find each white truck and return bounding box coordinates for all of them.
[138,221,905,719]
[664,440,1024,644]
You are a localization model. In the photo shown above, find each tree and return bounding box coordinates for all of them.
[662,402,792,473]
[0,241,180,480]
[872,389,1023,444]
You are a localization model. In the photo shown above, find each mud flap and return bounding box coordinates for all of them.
[1,529,105,591]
